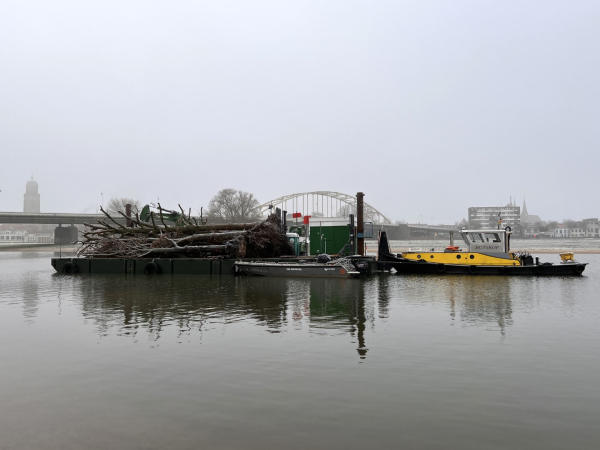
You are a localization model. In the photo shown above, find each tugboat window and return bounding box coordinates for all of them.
[485,233,501,242]
[470,255,474,259]
[470,234,484,243]
[456,255,461,259]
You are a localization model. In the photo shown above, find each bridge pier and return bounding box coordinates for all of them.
[54,225,78,245]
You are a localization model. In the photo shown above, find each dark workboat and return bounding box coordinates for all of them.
[234,257,368,278]
[376,229,587,276]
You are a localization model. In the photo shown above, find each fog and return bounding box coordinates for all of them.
[1,1,598,223]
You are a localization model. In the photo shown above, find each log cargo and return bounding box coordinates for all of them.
[77,205,294,259]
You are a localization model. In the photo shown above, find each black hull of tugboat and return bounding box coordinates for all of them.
[380,261,587,276]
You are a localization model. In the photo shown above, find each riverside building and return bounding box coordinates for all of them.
[584,218,599,237]
[468,204,521,230]
[0,229,26,242]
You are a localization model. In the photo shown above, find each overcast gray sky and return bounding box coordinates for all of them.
[1,0,598,223]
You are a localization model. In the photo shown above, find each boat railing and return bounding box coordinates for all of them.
[330,257,356,273]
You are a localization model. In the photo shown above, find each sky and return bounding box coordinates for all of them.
[1,0,599,224]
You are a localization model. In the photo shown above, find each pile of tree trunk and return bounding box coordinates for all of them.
[78,205,294,259]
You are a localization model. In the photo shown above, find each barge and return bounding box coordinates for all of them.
[51,256,375,276]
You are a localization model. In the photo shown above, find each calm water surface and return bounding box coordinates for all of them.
[1,252,599,450]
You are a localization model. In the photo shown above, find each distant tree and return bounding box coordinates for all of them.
[107,197,140,215]
[207,189,261,223]
[394,219,407,225]
[336,204,354,218]
[334,202,379,222]
[311,211,325,218]
[564,219,578,229]
[458,218,468,229]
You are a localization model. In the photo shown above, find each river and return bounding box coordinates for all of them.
[1,251,599,449]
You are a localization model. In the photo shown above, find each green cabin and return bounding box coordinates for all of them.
[308,218,353,255]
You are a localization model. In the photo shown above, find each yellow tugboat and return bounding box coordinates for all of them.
[377,228,587,276]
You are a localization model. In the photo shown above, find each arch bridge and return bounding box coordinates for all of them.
[256,191,392,224]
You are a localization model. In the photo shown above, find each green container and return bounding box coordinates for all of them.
[310,225,351,255]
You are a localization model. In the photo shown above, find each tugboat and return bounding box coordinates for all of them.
[377,228,587,276]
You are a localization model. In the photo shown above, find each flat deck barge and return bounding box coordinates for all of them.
[51,257,377,276]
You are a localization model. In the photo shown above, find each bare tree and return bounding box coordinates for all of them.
[107,197,141,215]
[207,189,261,223]
[564,219,578,229]
[335,203,379,222]
[540,220,558,232]
[336,204,354,218]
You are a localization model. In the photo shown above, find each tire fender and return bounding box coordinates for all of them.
[144,261,159,275]
[62,262,77,274]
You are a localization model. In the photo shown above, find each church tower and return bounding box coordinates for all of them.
[24,176,40,213]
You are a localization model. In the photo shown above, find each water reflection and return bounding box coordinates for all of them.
[44,271,578,352]
[75,276,292,340]
[307,279,373,358]
[447,276,513,334]
[21,275,39,320]
[70,275,376,356]
[0,253,45,320]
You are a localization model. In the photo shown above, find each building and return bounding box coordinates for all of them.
[468,204,520,230]
[23,176,40,213]
[583,218,599,238]
[522,224,541,238]
[521,199,543,225]
[553,225,570,238]
[570,222,586,238]
[24,233,54,243]
[550,219,599,238]
[0,228,26,242]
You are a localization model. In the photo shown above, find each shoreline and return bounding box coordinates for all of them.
[0,244,78,253]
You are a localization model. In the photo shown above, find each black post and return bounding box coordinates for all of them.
[357,192,364,256]
[125,203,132,228]
[348,214,355,255]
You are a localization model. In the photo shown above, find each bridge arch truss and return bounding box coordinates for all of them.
[257,191,392,224]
